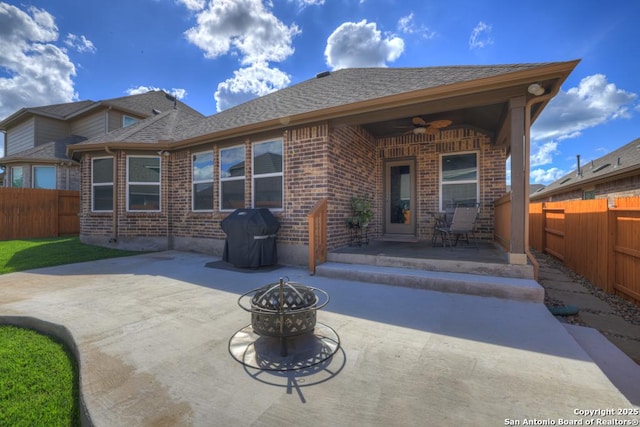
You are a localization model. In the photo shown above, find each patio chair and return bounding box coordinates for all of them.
[435,205,480,248]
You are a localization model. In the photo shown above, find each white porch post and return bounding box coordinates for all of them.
[509,96,529,265]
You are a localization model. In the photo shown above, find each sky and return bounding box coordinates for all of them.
[1,0,639,185]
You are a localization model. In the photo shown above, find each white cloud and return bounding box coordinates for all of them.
[126,86,187,100]
[64,33,96,54]
[290,0,325,6]
[215,62,290,111]
[532,74,637,142]
[176,0,206,11]
[184,0,300,65]
[324,20,404,70]
[469,21,493,49]
[530,141,559,167]
[530,167,566,185]
[0,3,77,121]
[397,13,436,39]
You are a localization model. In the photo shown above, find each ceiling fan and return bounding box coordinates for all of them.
[403,117,453,135]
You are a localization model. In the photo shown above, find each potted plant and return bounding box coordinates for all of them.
[347,196,373,227]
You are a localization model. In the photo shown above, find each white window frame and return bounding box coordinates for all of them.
[92,157,114,212]
[123,115,139,127]
[219,144,245,212]
[252,139,284,210]
[439,151,479,211]
[126,155,161,212]
[192,150,214,212]
[10,166,23,188]
[32,165,56,189]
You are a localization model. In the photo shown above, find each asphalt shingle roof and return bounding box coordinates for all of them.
[532,137,640,198]
[73,108,204,146]
[0,91,203,129]
[1,135,86,163]
[181,63,554,140]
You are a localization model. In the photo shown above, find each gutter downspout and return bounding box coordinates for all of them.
[524,87,559,281]
[105,146,118,243]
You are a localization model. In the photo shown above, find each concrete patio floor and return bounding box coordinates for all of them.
[1,251,638,426]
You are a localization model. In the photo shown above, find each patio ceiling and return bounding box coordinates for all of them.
[335,79,555,141]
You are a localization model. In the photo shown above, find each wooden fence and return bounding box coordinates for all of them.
[0,188,80,240]
[307,198,328,274]
[529,196,640,305]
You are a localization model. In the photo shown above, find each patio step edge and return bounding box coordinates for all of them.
[326,252,535,280]
[315,262,544,303]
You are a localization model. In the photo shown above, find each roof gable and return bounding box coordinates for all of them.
[0,91,203,130]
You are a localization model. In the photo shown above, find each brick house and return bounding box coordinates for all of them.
[530,137,640,203]
[0,91,203,190]
[68,61,578,267]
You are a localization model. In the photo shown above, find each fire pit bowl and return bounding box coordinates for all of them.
[232,277,337,367]
[238,278,329,338]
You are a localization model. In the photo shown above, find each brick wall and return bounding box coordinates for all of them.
[537,173,640,204]
[78,124,506,256]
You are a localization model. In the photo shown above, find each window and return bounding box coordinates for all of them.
[92,157,114,211]
[440,152,478,211]
[192,151,214,211]
[123,115,139,127]
[220,145,245,210]
[10,166,23,188]
[253,139,283,209]
[127,156,160,211]
[583,190,596,200]
[33,166,56,189]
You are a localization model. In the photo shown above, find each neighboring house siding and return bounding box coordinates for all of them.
[56,164,81,190]
[35,117,70,146]
[6,118,35,155]
[71,111,108,139]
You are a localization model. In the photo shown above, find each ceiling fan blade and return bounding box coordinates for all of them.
[427,119,453,129]
[412,117,428,126]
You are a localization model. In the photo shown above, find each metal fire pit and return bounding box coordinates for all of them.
[230,277,340,371]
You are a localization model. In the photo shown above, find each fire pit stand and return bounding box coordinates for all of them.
[229,277,340,371]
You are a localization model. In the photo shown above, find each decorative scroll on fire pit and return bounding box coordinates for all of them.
[229,277,340,371]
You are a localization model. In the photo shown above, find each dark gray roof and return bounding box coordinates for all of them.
[182,63,555,139]
[72,108,204,146]
[0,91,203,129]
[531,137,640,199]
[0,135,86,164]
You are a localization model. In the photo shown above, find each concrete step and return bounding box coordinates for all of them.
[315,262,544,303]
[326,251,535,280]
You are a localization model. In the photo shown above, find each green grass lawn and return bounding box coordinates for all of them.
[0,237,140,274]
[0,326,79,426]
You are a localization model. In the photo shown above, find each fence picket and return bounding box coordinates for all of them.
[0,188,79,240]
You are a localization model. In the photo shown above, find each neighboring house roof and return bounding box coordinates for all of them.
[69,60,578,156]
[0,135,86,165]
[530,137,640,200]
[70,108,204,149]
[0,91,203,130]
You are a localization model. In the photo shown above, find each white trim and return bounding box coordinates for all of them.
[192,150,214,212]
[439,150,479,211]
[91,156,114,212]
[126,155,161,212]
[252,138,284,210]
[32,165,56,189]
[219,144,245,212]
